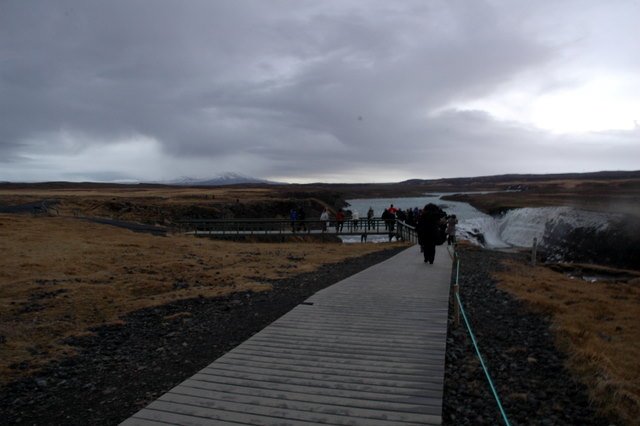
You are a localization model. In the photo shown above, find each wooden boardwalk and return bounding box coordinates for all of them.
[121,245,452,425]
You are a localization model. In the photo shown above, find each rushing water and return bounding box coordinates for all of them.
[345,194,617,248]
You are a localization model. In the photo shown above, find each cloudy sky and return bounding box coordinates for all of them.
[1,1,639,183]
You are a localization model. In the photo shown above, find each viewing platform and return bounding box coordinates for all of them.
[122,244,452,425]
[179,218,418,243]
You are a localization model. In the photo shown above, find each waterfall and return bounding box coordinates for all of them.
[459,207,619,249]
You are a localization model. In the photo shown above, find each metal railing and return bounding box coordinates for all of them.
[175,217,419,242]
[396,220,418,243]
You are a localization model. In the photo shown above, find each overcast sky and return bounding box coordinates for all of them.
[1,1,639,183]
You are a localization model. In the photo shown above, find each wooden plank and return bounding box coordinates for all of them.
[121,245,451,425]
[248,332,444,351]
[158,392,442,424]
[183,379,441,403]
[121,417,176,426]
[199,365,445,389]
[228,344,445,366]
[146,399,440,426]
[219,349,445,372]
[216,359,440,378]
[217,353,439,376]
[233,340,446,359]
[190,370,443,396]
[173,381,442,411]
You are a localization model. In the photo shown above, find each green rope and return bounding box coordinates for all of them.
[455,288,512,426]
[452,251,511,425]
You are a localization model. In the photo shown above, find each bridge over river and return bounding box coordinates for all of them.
[121,244,452,425]
[179,218,418,243]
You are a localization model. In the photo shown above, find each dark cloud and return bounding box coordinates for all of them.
[0,1,637,182]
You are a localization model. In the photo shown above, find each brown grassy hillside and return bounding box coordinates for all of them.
[0,213,405,385]
[443,177,640,216]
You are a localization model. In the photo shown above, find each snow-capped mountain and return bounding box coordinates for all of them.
[163,173,282,186]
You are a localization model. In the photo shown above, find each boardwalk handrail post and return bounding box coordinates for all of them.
[531,237,537,266]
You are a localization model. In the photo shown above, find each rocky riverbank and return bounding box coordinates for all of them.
[442,246,613,425]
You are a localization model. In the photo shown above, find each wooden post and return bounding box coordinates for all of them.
[531,237,537,266]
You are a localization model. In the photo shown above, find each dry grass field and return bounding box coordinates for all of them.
[0,213,405,385]
[495,260,640,423]
[0,184,287,224]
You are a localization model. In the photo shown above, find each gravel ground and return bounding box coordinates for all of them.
[442,246,613,426]
[1,245,616,425]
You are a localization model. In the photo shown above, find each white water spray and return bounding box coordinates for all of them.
[459,207,618,249]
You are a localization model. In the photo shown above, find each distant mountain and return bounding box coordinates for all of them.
[400,170,640,186]
[162,172,283,186]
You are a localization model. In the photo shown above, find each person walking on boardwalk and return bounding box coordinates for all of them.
[335,209,345,233]
[289,208,297,232]
[320,208,329,232]
[351,209,359,230]
[446,214,458,245]
[367,206,374,230]
[418,203,446,264]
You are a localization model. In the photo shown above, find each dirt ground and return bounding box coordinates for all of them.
[495,258,640,423]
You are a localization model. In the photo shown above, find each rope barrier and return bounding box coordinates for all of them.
[452,248,512,426]
[456,292,512,426]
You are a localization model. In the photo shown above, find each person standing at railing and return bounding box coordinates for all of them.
[320,208,329,232]
[352,209,359,230]
[382,208,395,232]
[335,209,345,233]
[289,208,297,233]
[367,207,374,230]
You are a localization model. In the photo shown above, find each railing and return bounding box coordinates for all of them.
[175,217,419,242]
[396,220,418,243]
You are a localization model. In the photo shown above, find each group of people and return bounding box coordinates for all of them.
[291,204,460,263]
[378,203,458,264]
[318,206,377,233]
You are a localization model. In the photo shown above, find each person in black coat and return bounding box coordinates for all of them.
[417,203,446,264]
